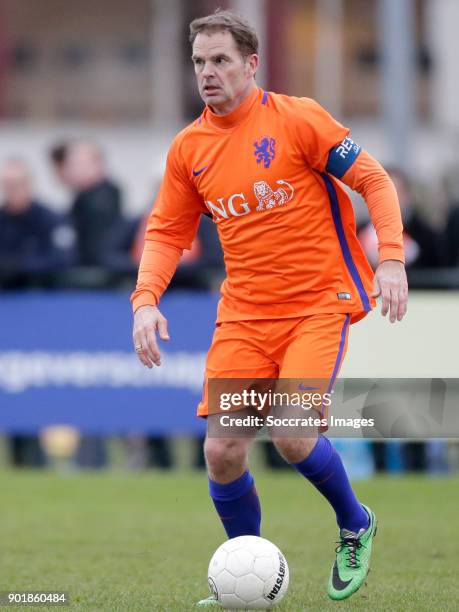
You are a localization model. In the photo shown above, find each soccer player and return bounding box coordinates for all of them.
[131,10,407,604]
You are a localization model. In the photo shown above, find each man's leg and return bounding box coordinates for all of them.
[275,313,368,532]
[204,416,260,538]
[197,321,278,540]
[272,433,368,533]
[196,320,276,606]
[197,417,260,606]
[274,313,376,600]
[272,431,376,601]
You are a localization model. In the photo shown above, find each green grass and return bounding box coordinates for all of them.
[2,469,458,611]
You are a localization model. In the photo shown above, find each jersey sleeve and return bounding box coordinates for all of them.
[145,136,207,249]
[342,149,405,264]
[130,240,182,311]
[131,135,207,312]
[293,98,350,173]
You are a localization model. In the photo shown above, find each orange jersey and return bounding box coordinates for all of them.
[132,87,404,323]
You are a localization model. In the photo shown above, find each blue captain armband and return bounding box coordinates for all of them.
[326,136,362,179]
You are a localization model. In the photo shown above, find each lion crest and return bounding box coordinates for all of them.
[253,136,276,169]
[253,180,294,211]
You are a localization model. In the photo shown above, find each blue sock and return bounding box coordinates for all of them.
[209,470,261,538]
[293,436,369,533]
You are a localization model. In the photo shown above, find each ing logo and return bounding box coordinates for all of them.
[205,179,295,220]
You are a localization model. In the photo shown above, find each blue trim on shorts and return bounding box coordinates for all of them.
[326,314,351,394]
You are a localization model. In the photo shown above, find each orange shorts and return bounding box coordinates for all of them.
[197,312,350,417]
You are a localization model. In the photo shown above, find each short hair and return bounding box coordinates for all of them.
[189,9,258,58]
[50,142,70,166]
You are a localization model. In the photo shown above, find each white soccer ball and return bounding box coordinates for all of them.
[207,535,289,609]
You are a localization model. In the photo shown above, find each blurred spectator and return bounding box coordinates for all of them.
[0,158,75,288]
[50,140,138,273]
[8,435,47,468]
[0,158,75,468]
[74,435,108,469]
[50,140,139,467]
[358,166,445,270]
[371,441,428,473]
[445,205,459,266]
[123,435,174,470]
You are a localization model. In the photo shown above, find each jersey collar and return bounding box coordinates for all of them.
[205,87,262,129]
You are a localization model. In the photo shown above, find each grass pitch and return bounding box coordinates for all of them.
[2,469,458,611]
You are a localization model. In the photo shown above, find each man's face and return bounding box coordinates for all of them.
[192,30,258,114]
[0,162,33,213]
[57,143,104,192]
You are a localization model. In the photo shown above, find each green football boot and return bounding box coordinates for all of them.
[327,504,377,601]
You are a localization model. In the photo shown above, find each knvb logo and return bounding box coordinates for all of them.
[254,136,276,168]
[205,180,295,220]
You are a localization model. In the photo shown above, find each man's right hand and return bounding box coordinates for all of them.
[133,305,170,368]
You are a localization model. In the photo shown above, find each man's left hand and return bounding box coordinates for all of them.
[371,260,408,323]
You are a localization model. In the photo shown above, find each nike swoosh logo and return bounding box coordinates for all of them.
[192,165,208,176]
[298,384,319,391]
[332,561,352,591]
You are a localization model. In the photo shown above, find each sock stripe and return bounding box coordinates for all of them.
[312,470,335,486]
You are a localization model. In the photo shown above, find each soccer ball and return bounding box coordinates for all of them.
[207,535,289,609]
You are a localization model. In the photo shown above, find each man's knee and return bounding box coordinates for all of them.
[204,437,249,482]
[272,434,318,464]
